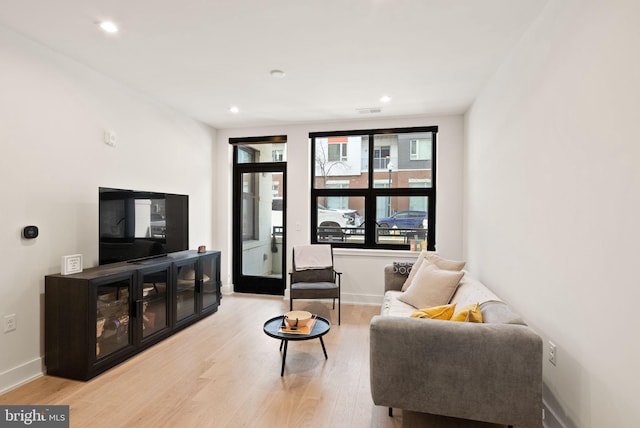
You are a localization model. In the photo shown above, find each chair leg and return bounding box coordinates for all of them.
[332,298,335,309]
[388,407,393,417]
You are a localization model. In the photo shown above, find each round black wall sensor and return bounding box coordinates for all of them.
[23,225,39,239]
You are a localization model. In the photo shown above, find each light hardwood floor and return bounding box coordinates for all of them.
[1,294,505,428]
[1,294,401,428]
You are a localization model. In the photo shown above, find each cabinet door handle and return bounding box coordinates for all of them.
[196,279,203,293]
[134,299,143,318]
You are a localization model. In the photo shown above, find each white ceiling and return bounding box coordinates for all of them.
[0,0,547,129]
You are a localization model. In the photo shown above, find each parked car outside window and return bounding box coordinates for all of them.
[318,204,363,229]
[377,210,427,229]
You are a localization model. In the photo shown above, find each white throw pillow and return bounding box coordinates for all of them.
[398,263,464,309]
[401,252,466,291]
[401,251,429,291]
[425,253,466,271]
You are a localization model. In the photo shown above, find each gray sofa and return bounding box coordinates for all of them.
[370,264,543,427]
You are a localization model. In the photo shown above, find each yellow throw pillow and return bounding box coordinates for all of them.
[410,303,456,320]
[451,303,483,323]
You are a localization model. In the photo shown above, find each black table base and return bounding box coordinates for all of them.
[263,315,331,376]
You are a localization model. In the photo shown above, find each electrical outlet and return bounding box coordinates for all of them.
[4,314,16,333]
[548,340,557,366]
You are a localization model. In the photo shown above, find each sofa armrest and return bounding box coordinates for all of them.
[384,264,407,292]
[370,315,542,427]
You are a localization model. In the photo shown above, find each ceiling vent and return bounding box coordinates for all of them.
[357,107,382,114]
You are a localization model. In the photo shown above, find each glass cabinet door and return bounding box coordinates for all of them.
[96,279,132,360]
[140,267,170,340]
[201,254,220,312]
[175,261,198,322]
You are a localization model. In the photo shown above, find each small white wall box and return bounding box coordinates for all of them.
[61,254,83,275]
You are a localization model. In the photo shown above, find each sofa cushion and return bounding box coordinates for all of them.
[398,263,464,309]
[480,300,527,325]
[410,303,456,320]
[381,290,417,316]
[451,303,483,323]
[449,273,501,307]
[384,270,508,318]
[401,252,466,291]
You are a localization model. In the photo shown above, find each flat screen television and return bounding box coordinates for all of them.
[99,187,189,265]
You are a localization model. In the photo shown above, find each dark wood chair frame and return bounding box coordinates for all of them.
[289,246,341,325]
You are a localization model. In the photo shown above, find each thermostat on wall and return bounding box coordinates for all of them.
[23,225,39,239]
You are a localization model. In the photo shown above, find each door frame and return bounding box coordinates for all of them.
[232,148,286,295]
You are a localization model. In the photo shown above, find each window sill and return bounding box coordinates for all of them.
[333,248,420,259]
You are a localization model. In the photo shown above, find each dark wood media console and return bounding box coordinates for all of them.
[45,250,221,380]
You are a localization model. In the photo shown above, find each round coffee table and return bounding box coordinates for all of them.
[263,315,331,376]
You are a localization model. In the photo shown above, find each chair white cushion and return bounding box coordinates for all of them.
[294,245,333,270]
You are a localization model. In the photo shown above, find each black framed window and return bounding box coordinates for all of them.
[310,126,437,250]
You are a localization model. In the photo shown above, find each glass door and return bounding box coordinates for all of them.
[95,276,134,361]
[175,259,198,324]
[231,137,287,295]
[138,263,171,342]
[200,252,221,313]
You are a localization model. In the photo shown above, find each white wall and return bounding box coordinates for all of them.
[0,26,216,392]
[214,115,464,302]
[465,0,640,426]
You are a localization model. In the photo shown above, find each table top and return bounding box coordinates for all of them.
[263,315,330,341]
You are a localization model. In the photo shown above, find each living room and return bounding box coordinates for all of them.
[1,0,638,427]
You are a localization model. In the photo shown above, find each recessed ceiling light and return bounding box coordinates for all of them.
[99,21,119,34]
[380,95,392,103]
[229,106,240,114]
[270,69,286,78]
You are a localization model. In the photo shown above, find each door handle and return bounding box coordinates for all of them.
[134,299,143,318]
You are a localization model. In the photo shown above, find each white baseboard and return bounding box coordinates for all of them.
[0,357,43,395]
[223,283,383,306]
[542,383,577,428]
[340,292,384,306]
[286,291,383,306]
[543,399,564,428]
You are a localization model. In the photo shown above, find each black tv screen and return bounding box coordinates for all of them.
[99,187,189,265]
